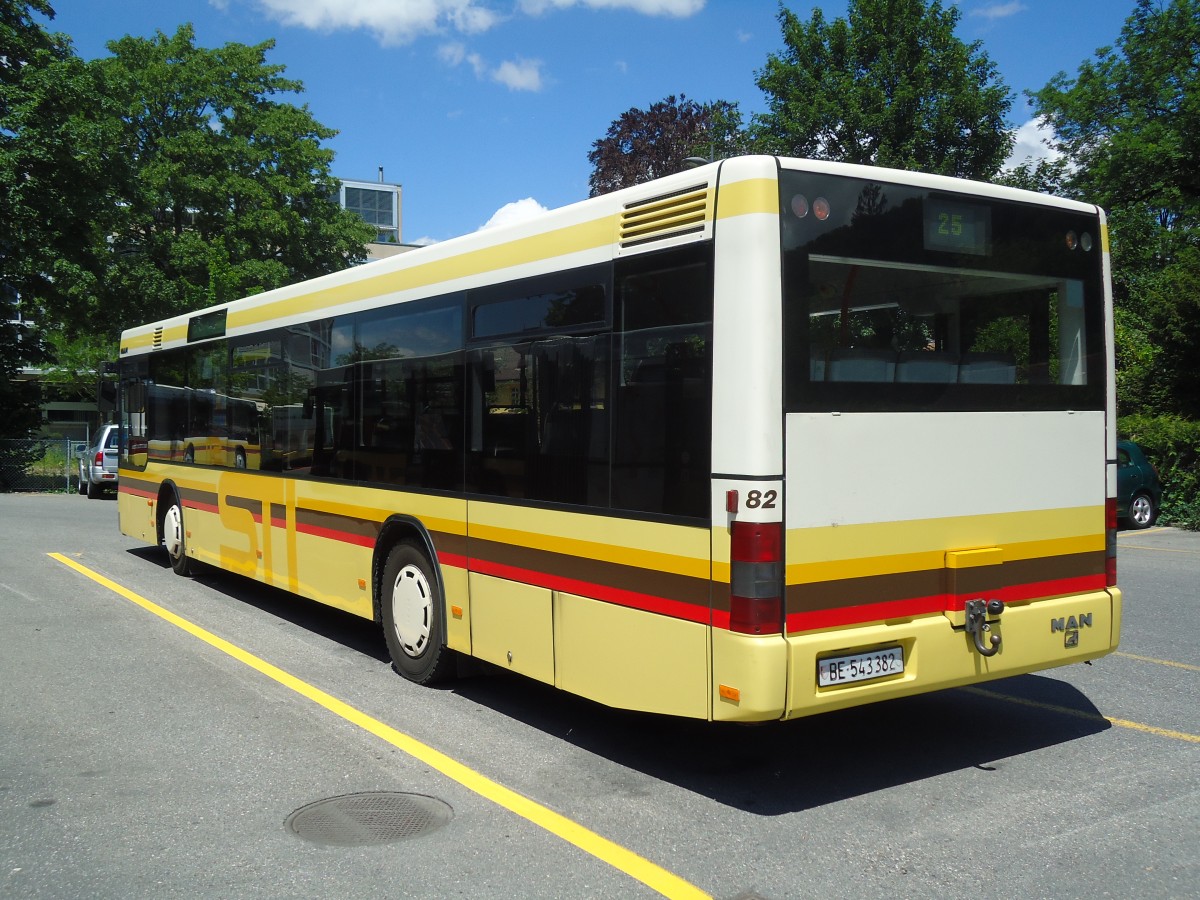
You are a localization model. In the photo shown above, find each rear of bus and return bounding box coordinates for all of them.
[714,158,1119,721]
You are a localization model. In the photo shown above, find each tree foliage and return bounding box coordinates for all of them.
[1,0,117,331]
[83,25,375,334]
[753,0,1013,179]
[2,6,374,357]
[587,94,745,196]
[1031,0,1200,419]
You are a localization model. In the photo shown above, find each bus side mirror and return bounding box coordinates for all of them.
[97,379,117,413]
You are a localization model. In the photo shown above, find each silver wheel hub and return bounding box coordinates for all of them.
[163,505,184,559]
[1131,495,1152,525]
[390,565,432,658]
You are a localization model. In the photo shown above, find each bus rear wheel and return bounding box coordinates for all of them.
[162,494,194,576]
[381,542,453,685]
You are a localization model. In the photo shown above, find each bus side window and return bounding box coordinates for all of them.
[612,246,713,520]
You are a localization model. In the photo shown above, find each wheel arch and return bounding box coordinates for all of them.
[373,515,448,642]
[155,480,184,544]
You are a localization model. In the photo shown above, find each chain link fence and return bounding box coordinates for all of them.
[0,439,87,493]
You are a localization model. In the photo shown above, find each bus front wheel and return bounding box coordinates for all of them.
[381,542,453,685]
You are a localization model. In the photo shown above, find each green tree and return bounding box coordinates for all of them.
[587,94,745,196]
[992,155,1071,196]
[77,25,375,336]
[1,1,117,341]
[753,0,1013,179]
[1031,0,1200,418]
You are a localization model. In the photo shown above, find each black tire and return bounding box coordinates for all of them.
[161,493,194,576]
[86,477,99,499]
[380,542,454,685]
[78,466,87,495]
[1127,491,1157,530]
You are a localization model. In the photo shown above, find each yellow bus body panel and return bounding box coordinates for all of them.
[469,572,555,685]
[783,588,1119,719]
[554,590,710,719]
[711,629,789,722]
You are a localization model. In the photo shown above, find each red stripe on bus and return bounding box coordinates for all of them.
[294,522,377,548]
[784,574,1108,633]
[469,557,710,624]
[119,484,157,500]
[183,500,220,515]
[438,552,468,570]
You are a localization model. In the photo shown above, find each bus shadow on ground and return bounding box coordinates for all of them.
[450,668,1111,815]
[126,545,1109,814]
[125,546,390,663]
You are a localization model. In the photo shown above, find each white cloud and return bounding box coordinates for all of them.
[479,198,550,230]
[439,41,487,77]
[1005,117,1061,168]
[492,57,544,91]
[519,0,704,15]
[441,44,544,91]
[251,0,502,46]
[242,0,702,45]
[970,2,1027,21]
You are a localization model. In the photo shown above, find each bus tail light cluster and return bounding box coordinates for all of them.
[729,521,783,635]
[1106,497,1118,587]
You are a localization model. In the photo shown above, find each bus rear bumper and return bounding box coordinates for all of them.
[780,588,1120,721]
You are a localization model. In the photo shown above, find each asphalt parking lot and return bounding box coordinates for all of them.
[2,493,1197,899]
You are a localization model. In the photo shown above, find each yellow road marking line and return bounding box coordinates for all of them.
[1115,651,1200,672]
[1117,526,1167,537]
[961,687,1200,744]
[48,553,709,900]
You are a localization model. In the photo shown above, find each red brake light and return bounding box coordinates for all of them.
[95,451,104,466]
[729,521,783,635]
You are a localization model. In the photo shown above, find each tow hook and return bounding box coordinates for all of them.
[965,599,1004,657]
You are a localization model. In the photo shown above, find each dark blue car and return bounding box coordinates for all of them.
[1117,440,1163,529]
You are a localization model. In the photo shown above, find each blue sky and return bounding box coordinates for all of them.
[43,0,1137,243]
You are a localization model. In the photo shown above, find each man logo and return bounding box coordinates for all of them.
[1051,613,1092,648]
[1050,614,1093,633]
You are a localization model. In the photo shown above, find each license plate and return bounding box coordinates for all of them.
[818,646,905,687]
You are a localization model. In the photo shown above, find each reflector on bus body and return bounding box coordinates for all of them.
[1106,497,1118,587]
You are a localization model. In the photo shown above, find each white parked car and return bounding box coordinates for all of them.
[77,423,119,499]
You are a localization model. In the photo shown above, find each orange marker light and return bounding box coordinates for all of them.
[718,684,740,703]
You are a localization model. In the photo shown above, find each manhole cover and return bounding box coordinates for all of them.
[285,792,453,846]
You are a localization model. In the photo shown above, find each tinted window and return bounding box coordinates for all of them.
[470,266,608,339]
[468,334,608,505]
[611,245,713,519]
[780,170,1105,412]
[353,300,465,490]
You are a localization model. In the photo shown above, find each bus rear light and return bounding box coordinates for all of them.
[729,520,783,635]
[1106,497,1118,587]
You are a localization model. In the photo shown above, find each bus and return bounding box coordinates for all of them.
[115,156,1121,722]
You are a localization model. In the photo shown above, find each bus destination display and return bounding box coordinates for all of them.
[925,198,991,256]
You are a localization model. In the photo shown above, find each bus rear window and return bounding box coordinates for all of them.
[780,171,1105,412]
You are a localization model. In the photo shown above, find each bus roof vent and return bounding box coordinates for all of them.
[152,327,163,350]
[619,185,711,248]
